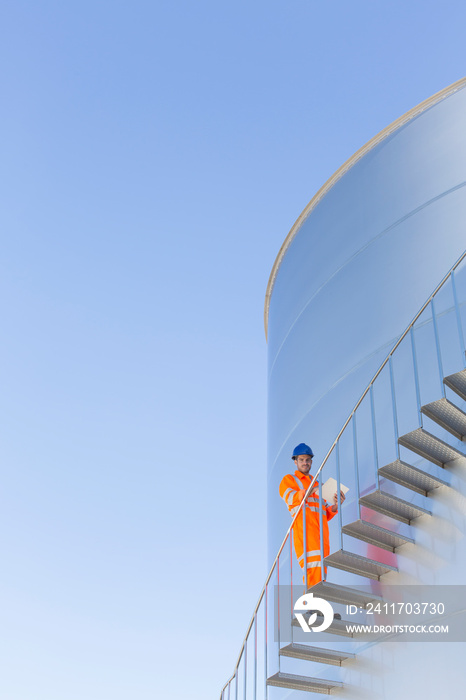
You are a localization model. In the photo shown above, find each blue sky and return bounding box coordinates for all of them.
[1,1,465,699]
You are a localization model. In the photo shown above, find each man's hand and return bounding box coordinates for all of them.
[297,489,306,503]
[298,486,318,503]
[331,490,346,512]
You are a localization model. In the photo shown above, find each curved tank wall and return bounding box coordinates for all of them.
[266,79,466,563]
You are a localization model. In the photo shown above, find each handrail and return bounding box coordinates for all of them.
[221,247,466,694]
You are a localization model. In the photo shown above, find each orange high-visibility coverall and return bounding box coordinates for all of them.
[279,471,337,589]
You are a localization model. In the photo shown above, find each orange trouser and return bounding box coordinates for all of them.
[292,503,330,589]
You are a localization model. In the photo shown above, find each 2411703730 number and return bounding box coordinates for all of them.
[363,602,445,615]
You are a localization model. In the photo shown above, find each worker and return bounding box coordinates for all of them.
[279,443,345,589]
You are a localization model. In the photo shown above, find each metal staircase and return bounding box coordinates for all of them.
[220,255,466,699]
[283,370,464,694]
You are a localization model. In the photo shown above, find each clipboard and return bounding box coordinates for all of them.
[321,477,349,504]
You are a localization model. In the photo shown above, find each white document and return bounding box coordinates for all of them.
[321,477,349,504]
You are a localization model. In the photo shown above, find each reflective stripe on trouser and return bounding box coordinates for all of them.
[292,502,330,589]
[299,555,328,588]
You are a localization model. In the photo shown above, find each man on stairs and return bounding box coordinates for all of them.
[279,443,345,589]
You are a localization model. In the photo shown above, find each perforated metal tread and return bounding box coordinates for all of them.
[324,549,397,580]
[267,671,344,694]
[421,398,466,440]
[342,518,414,551]
[378,459,449,495]
[444,369,466,402]
[309,580,382,608]
[399,428,465,467]
[280,643,355,665]
[359,489,431,524]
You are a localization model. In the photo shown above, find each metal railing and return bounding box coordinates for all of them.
[220,249,466,700]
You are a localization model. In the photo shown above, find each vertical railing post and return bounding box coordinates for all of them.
[302,502,307,592]
[277,556,280,667]
[389,355,400,458]
[253,613,257,700]
[431,298,445,397]
[451,269,466,369]
[410,326,423,427]
[243,639,247,700]
[336,441,343,550]
[264,585,268,700]
[353,415,361,517]
[370,385,379,488]
[318,476,325,582]
[290,530,293,624]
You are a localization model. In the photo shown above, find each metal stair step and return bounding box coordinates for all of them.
[292,614,355,637]
[342,518,414,551]
[359,489,431,524]
[267,671,344,694]
[324,549,397,580]
[399,428,464,467]
[444,369,466,402]
[280,643,355,665]
[378,459,449,495]
[308,580,382,608]
[421,398,466,440]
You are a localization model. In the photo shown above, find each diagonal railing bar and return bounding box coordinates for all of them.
[220,247,466,698]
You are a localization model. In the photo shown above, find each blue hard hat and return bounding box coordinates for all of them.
[291,443,314,460]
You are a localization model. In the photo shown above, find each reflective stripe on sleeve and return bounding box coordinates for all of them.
[282,488,294,504]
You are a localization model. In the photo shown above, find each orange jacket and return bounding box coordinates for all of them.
[279,470,337,523]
